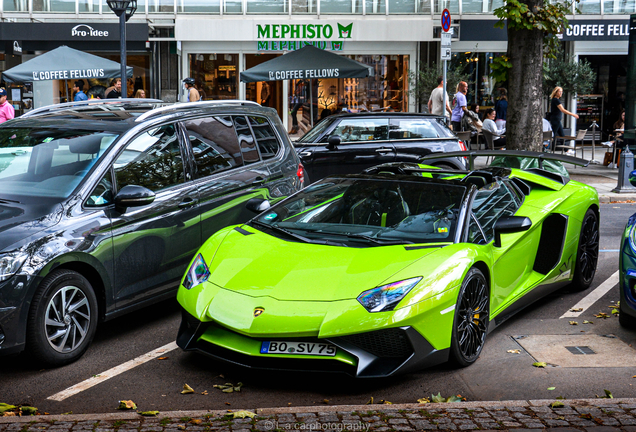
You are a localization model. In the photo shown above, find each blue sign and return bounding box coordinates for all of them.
[442,9,451,33]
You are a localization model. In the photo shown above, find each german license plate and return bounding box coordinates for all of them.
[260,341,337,356]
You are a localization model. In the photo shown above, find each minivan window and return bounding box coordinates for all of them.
[184,116,242,178]
[0,127,117,198]
[248,116,280,160]
[114,124,185,192]
[234,116,259,164]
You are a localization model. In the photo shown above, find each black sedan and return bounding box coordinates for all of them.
[294,112,468,182]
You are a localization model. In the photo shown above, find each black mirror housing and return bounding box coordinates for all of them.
[493,216,532,247]
[246,198,271,213]
[114,185,155,211]
[327,135,341,150]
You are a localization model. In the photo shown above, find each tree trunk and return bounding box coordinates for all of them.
[506,2,544,151]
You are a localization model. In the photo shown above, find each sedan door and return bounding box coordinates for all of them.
[304,118,395,181]
[109,123,202,309]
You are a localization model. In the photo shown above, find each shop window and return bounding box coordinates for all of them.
[462,0,505,13]
[149,0,174,13]
[247,0,287,13]
[389,0,416,13]
[321,0,362,13]
[224,0,243,13]
[79,0,98,12]
[433,0,458,13]
[188,54,238,101]
[365,0,385,13]
[579,0,601,13]
[184,116,243,178]
[32,0,74,12]
[234,116,260,165]
[416,0,431,13]
[603,0,635,13]
[178,0,220,13]
[292,0,316,13]
[3,0,28,11]
[248,116,281,160]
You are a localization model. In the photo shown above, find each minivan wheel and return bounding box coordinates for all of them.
[27,270,98,366]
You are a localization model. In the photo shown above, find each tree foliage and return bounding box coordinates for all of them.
[543,46,596,98]
[408,62,472,110]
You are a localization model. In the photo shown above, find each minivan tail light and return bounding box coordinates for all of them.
[297,163,305,185]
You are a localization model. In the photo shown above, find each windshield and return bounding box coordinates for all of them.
[0,127,118,199]
[296,117,337,143]
[251,177,467,246]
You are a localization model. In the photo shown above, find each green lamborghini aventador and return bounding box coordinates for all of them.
[176,151,599,377]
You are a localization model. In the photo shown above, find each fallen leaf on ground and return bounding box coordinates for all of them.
[213,382,243,393]
[181,384,195,394]
[548,387,556,391]
[157,357,168,360]
[189,419,202,424]
[201,391,208,395]
[0,404,16,414]
[612,309,619,315]
[569,321,578,325]
[583,320,594,324]
[138,411,159,417]
[227,410,256,419]
[380,400,393,404]
[533,362,547,368]
[417,397,430,404]
[20,406,37,415]
[570,308,583,312]
[366,397,374,405]
[550,401,565,408]
[595,312,610,319]
[177,425,186,430]
[322,399,330,404]
[580,413,593,419]
[118,400,137,410]
[507,349,520,354]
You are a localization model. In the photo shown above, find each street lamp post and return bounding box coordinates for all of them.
[106,0,137,98]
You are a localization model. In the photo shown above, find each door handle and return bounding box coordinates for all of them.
[375,148,393,153]
[299,151,312,157]
[178,198,198,209]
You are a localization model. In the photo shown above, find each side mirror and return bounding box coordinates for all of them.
[630,170,636,188]
[493,216,532,248]
[114,185,155,211]
[326,135,341,150]
[246,198,271,213]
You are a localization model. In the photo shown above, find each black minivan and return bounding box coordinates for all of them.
[0,99,303,366]
[294,112,467,182]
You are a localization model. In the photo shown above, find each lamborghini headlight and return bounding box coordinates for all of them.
[183,253,210,290]
[0,252,28,282]
[357,277,422,313]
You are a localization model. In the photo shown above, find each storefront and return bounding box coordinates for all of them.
[0,22,149,113]
[176,17,426,133]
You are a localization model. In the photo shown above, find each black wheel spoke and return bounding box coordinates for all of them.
[455,270,489,362]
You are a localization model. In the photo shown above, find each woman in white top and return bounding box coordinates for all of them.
[482,108,506,148]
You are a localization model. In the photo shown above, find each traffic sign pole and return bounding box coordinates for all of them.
[441,9,451,126]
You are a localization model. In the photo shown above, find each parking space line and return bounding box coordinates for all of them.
[47,341,178,402]
[560,270,620,319]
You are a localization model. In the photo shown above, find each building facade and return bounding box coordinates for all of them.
[0,0,631,133]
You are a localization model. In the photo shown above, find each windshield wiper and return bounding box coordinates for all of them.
[0,198,20,204]
[301,228,413,245]
[251,221,343,246]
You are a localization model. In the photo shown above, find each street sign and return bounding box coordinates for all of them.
[441,47,451,60]
[441,29,451,61]
[441,9,451,33]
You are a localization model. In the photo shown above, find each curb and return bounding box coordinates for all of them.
[2,398,636,424]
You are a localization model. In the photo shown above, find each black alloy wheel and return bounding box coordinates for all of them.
[450,267,489,367]
[570,208,599,291]
[27,269,98,366]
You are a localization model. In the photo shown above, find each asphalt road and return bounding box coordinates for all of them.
[2,203,636,415]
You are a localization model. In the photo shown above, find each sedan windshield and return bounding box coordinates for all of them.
[296,117,337,143]
[252,177,467,246]
[0,127,118,199]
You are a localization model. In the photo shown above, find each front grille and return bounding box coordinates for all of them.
[339,328,413,358]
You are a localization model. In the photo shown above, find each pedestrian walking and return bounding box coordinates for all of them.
[0,88,14,124]
[427,76,452,120]
[73,80,88,102]
[548,86,579,155]
[105,78,122,99]
[451,81,468,131]
[183,77,200,102]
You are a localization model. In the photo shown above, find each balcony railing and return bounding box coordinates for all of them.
[1,0,632,15]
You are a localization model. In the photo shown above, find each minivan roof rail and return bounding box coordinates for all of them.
[134,100,262,123]
[21,98,164,118]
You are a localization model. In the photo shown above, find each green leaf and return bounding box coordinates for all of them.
[138,411,160,416]
[533,362,547,368]
[118,400,137,410]
[19,406,37,415]
[227,410,256,419]
[446,395,463,403]
[0,403,16,413]
[548,387,556,391]
[604,389,614,398]
[550,401,565,408]
[431,392,445,403]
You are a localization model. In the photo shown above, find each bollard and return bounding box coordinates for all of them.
[612,144,636,192]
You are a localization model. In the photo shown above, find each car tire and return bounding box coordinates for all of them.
[569,208,599,292]
[449,267,489,367]
[619,302,636,329]
[27,269,98,366]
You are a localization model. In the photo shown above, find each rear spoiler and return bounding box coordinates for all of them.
[421,150,589,171]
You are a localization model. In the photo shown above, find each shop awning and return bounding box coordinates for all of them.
[240,44,373,83]
[2,45,133,83]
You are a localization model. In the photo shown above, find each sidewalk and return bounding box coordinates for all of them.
[3,398,636,431]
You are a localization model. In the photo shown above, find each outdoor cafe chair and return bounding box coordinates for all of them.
[554,129,586,158]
